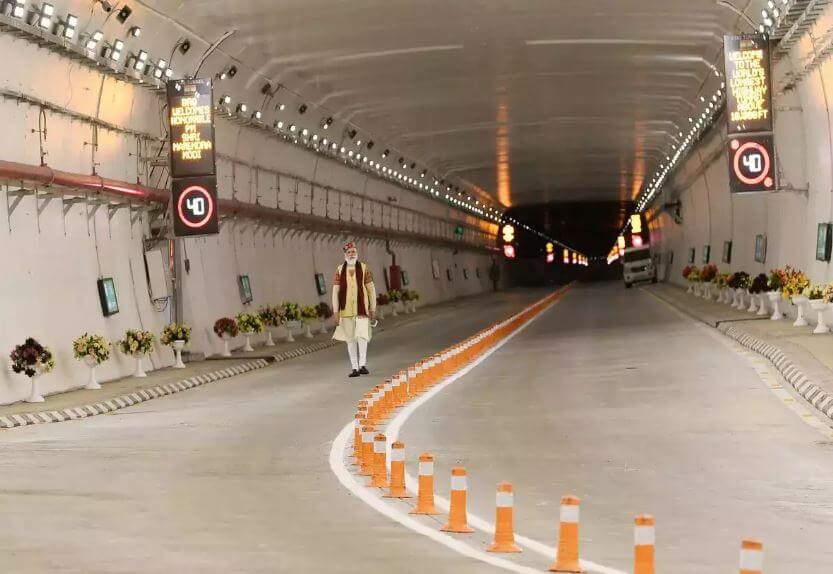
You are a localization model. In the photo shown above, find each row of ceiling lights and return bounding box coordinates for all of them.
[760,0,792,33]
[1,0,182,81]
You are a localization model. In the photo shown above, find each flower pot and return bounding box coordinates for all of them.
[285,321,298,343]
[747,291,758,313]
[221,333,232,357]
[133,353,147,378]
[83,355,101,390]
[734,289,745,309]
[264,330,276,347]
[687,284,693,294]
[756,294,769,316]
[25,373,45,403]
[767,292,784,320]
[792,296,809,327]
[810,300,830,334]
[377,306,386,320]
[304,322,314,339]
[319,319,328,334]
[242,334,255,352]
[172,340,186,369]
[391,303,399,317]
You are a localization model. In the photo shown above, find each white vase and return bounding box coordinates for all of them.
[304,322,314,339]
[747,291,758,313]
[391,304,399,317]
[767,292,784,320]
[319,319,328,334]
[172,340,186,369]
[792,296,809,327]
[377,306,386,320]
[133,353,147,378]
[83,355,101,390]
[687,284,693,294]
[756,294,769,316]
[811,300,830,334]
[285,321,297,343]
[243,334,254,352]
[25,373,45,403]
[734,289,745,309]
[265,330,276,347]
[221,333,232,357]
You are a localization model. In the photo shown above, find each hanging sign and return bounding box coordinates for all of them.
[727,134,776,193]
[724,35,772,134]
[167,78,217,179]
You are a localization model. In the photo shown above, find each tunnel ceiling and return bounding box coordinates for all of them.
[146,0,754,212]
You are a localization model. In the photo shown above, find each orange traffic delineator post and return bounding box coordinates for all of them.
[410,453,441,515]
[487,482,522,553]
[549,495,583,573]
[352,414,364,464]
[359,425,375,476]
[384,441,412,498]
[740,539,763,574]
[441,466,475,533]
[634,515,655,574]
[370,433,389,488]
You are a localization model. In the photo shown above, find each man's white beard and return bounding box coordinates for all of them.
[345,256,358,266]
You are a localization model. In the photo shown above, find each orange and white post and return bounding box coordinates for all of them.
[549,495,583,573]
[633,515,655,574]
[384,441,412,498]
[487,482,521,553]
[410,453,441,515]
[359,425,375,476]
[441,466,474,533]
[739,539,763,574]
[370,433,389,488]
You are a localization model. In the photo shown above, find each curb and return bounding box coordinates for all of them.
[0,359,270,430]
[719,324,833,422]
[646,287,833,424]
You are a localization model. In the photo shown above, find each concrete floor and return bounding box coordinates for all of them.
[3,283,833,573]
[403,283,833,573]
[0,289,548,574]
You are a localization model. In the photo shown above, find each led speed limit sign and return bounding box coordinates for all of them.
[172,176,219,237]
[727,135,776,193]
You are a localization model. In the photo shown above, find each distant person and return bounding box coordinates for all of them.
[332,241,377,378]
[489,259,501,292]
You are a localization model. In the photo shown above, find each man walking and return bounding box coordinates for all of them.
[332,241,377,377]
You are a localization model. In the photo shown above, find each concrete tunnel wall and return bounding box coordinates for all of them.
[0,2,498,404]
[650,3,833,309]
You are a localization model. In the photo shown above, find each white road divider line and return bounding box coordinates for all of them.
[330,289,627,574]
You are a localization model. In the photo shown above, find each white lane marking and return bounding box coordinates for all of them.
[330,290,627,574]
[647,291,833,439]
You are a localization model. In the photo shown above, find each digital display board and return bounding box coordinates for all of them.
[727,134,776,193]
[97,278,119,317]
[167,78,216,178]
[172,176,219,237]
[724,35,772,134]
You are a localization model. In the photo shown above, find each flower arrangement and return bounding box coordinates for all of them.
[236,312,264,334]
[805,283,825,300]
[780,266,809,299]
[300,305,318,321]
[728,271,750,290]
[767,268,785,293]
[388,289,402,302]
[749,273,769,294]
[11,338,55,377]
[118,329,155,356]
[401,289,413,302]
[214,317,239,338]
[73,333,110,365]
[699,264,717,283]
[823,284,833,304]
[259,305,282,328]
[408,290,420,301]
[685,266,701,282]
[376,293,390,306]
[316,302,333,319]
[682,265,693,280]
[160,322,192,346]
[280,301,302,323]
[715,273,730,288]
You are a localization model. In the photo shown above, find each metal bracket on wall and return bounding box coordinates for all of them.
[777,183,810,196]
[5,186,34,231]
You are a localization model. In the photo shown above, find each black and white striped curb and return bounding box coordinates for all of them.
[720,325,833,422]
[271,340,338,361]
[0,359,270,430]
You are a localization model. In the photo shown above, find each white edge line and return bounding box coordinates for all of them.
[329,290,627,574]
